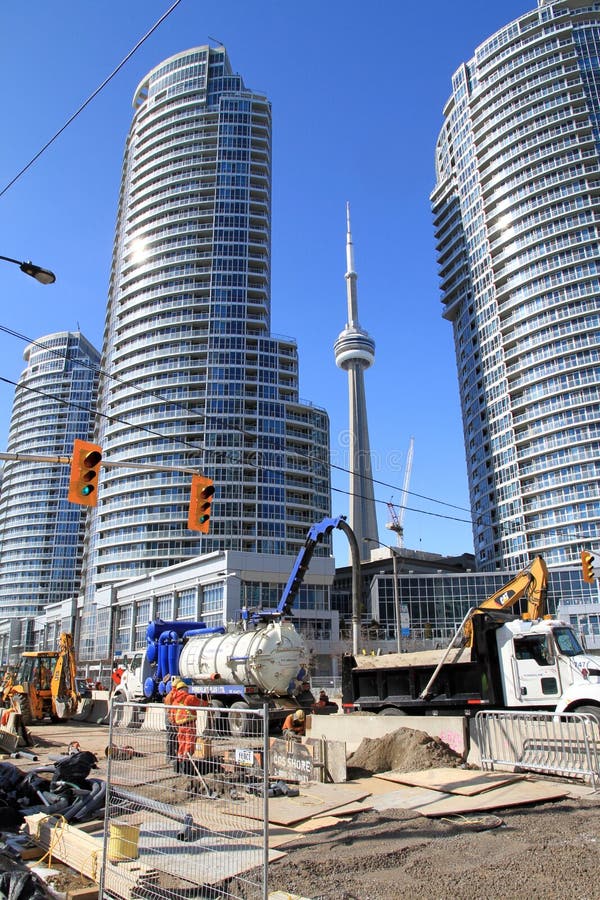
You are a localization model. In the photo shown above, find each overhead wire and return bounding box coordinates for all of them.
[0,373,472,530]
[0,0,472,532]
[0,324,472,521]
[0,0,184,201]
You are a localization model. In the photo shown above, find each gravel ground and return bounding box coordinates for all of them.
[265,795,600,900]
[19,721,600,900]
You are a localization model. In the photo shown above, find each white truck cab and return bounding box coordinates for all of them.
[495,618,600,714]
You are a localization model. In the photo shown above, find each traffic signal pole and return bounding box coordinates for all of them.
[0,451,201,475]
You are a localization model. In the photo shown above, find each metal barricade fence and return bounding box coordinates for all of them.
[475,710,600,790]
[101,701,270,900]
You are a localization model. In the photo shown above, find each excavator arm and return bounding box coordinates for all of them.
[420,556,550,698]
[0,671,15,705]
[50,633,79,719]
[463,556,548,646]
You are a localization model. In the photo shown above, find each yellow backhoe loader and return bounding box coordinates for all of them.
[3,633,80,724]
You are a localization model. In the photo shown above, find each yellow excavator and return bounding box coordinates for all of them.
[462,556,548,646]
[2,633,80,724]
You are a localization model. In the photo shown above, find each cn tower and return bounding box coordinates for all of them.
[334,204,379,559]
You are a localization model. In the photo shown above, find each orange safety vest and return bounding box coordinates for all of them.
[164,687,188,723]
[173,694,201,725]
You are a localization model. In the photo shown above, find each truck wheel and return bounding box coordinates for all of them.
[210,700,227,735]
[379,707,407,716]
[229,701,258,737]
[576,705,600,726]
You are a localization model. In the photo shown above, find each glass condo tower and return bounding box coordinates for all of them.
[0,332,100,625]
[80,47,331,657]
[432,0,600,570]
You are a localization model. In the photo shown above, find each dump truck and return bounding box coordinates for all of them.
[114,516,346,735]
[3,632,80,724]
[342,556,600,722]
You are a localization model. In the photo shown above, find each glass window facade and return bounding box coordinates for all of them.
[432,1,600,570]
[0,332,100,620]
[347,565,594,644]
[79,46,331,660]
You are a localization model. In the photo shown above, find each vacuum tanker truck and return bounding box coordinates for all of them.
[113,516,345,735]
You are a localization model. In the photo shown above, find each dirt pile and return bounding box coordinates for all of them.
[347,726,462,776]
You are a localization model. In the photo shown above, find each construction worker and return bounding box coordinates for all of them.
[295,681,314,704]
[163,677,188,764]
[173,681,203,774]
[315,690,329,708]
[282,708,305,741]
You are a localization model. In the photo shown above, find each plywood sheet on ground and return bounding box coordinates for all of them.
[348,775,402,795]
[375,767,524,795]
[293,815,354,832]
[371,779,568,817]
[313,800,373,818]
[249,783,370,826]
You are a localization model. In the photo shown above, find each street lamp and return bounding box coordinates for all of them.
[364,537,403,653]
[0,254,56,285]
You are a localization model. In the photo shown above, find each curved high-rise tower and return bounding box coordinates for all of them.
[80,46,331,658]
[334,204,378,559]
[0,332,100,621]
[432,0,600,570]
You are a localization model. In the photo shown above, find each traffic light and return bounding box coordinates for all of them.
[68,439,103,506]
[581,550,597,584]
[188,475,215,533]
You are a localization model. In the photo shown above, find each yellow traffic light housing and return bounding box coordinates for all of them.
[188,475,215,533]
[581,549,596,584]
[68,439,102,506]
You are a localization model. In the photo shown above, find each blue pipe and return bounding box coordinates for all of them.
[183,625,226,639]
[157,631,176,682]
[146,620,206,642]
[168,634,179,677]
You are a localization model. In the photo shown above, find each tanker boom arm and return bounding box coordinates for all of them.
[463,556,548,646]
[249,516,346,624]
[277,516,346,616]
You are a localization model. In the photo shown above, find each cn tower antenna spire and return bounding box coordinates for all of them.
[334,203,379,560]
[345,202,359,326]
[346,201,355,278]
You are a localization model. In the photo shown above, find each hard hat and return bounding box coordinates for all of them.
[173,679,187,690]
[293,709,305,721]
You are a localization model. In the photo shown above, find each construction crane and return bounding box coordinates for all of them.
[386,437,414,548]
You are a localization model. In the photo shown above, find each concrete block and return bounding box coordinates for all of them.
[141,703,166,731]
[307,713,469,757]
[305,737,347,782]
[86,692,109,724]
[467,718,482,768]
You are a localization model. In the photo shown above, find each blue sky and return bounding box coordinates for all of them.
[0,0,534,562]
